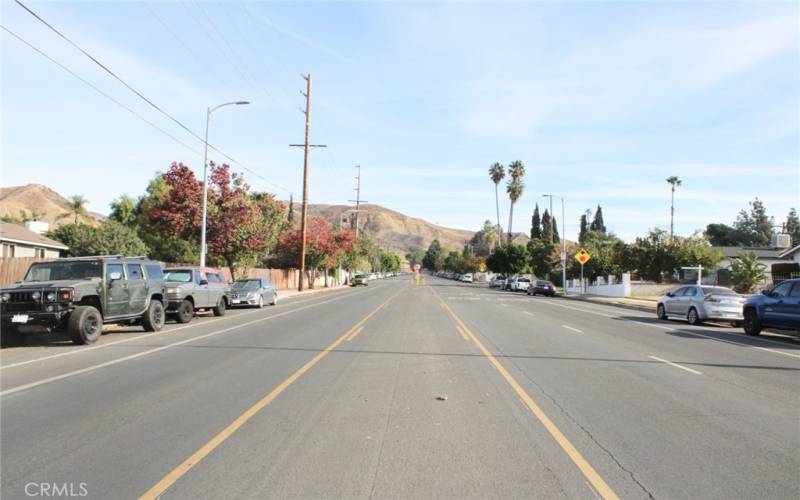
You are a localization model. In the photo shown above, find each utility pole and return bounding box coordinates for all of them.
[347,165,368,238]
[547,195,554,243]
[290,73,326,291]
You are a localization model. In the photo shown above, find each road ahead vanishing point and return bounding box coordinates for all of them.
[1,275,798,499]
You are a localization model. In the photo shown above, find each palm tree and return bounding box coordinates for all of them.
[59,195,89,224]
[730,252,766,294]
[506,160,526,243]
[488,163,505,247]
[666,176,682,240]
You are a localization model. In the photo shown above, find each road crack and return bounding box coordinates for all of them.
[485,335,656,500]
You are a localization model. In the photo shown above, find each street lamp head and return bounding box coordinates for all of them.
[235,101,250,105]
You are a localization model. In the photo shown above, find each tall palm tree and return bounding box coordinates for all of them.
[666,176,682,240]
[506,160,526,243]
[488,163,505,246]
[58,195,89,224]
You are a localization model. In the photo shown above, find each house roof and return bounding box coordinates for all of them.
[778,244,800,259]
[0,222,68,250]
[714,246,789,259]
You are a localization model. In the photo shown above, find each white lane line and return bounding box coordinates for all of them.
[0,286,383,397]
[561,325,583,333]
[501,303,509,307]
[537,299,800,360]
[648,355,703,375]
[523,311,535,317]
[0,286,362,370]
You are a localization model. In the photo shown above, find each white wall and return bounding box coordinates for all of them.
[566,273,631,297]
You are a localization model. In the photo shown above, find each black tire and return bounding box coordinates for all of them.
[271,292,277,306]
[657,304,667,320]
[257,295,264,309]
[68,305,103,345]
[687,307,702,326]
[213,297,227,317]
[175,299,194,324]
[743,309,761,336]
[142,300,165,332]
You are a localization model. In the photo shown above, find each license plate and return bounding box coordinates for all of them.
[232,300,241,304]
[11,314,29,323]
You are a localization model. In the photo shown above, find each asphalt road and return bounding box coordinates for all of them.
[1,275,798,499]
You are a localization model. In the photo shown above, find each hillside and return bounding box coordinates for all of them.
[305,203,475,254]
[0,184,103,227]
[0,184,478,254]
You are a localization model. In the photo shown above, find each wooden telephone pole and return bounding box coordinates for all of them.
[290,73,325,291]
[348,165,368,238]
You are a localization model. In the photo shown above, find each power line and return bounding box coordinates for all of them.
[0,24,201,156]
[12,0,290,194]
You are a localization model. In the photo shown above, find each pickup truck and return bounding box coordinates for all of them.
[163,267,230,323]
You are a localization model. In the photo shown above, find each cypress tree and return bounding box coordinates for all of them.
[287,194,294,224]
[579,212,588,243]
[531,204,542,240]
[591,205,606,235]
[552,216,560,243]
[786,208,800,244]
[541,209,553,243]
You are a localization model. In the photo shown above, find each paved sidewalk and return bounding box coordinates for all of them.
[561,293,657,313]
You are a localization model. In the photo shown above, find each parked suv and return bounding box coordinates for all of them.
[742,279,800,336]
[0,255,166,344]
[163,267,230,323]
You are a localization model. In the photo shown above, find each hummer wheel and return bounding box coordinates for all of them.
[142,300,165,332]
[69,306,103,345]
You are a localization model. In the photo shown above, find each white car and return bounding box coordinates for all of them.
[460,274,473,282]
[490,275,507,288]
[510,277,531,292]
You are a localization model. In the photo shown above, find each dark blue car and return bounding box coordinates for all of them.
[742,278,800,336]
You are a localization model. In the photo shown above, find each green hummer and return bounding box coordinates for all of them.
[0,256,166,345]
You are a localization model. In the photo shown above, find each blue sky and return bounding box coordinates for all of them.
[2,1,798,242]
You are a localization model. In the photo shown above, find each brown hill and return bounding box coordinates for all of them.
[305,203,475,254]
[0,184,103,227]
[0,184,479,255]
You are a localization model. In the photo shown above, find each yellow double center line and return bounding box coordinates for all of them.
[140,285,406,500]
[430,286,619,500]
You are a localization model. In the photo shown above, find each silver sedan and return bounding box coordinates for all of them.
[656,285,744,326]
[229,278,278,308]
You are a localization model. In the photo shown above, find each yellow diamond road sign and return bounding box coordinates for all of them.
[575,249,591,265]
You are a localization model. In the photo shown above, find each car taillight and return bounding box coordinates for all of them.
[704,295,719,302]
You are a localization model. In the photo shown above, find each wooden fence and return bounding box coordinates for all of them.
[0,257,54,285]
[0,257,326,291]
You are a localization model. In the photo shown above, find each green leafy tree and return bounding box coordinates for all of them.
[469,220,500,258]
[527,239,556,278]
[48,221,148,257]
[444,251,464,273]
[623,229,721,283]
[530,204,542,240]
[405,248,425,268]
[486,243,529,275]
[109,195,137,227]
[784,208,799,244]
[423,239,445,271]
[380,251,401,272]
[135,174,198,264]
[570,230,625,280]
[734,198,773,246]
[705,223,747,247]
[729,252,766,294]
[489,163,505,247]
[287,194,294,224]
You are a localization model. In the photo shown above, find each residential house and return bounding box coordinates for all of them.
[0,221,68,258]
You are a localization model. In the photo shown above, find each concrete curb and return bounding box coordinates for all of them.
[559,294,655,314]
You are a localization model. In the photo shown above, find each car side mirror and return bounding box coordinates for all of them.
[200,279,208,286]
[666,292,673,297]
[762,289,772,296]
[108,272,122,287]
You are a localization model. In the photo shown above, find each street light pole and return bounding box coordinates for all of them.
[543,194,567,296]
[200,100,250,268]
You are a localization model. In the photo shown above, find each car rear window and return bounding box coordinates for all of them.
[701,287,737,296]
[519,278,530,282]
[536,281,550,285]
